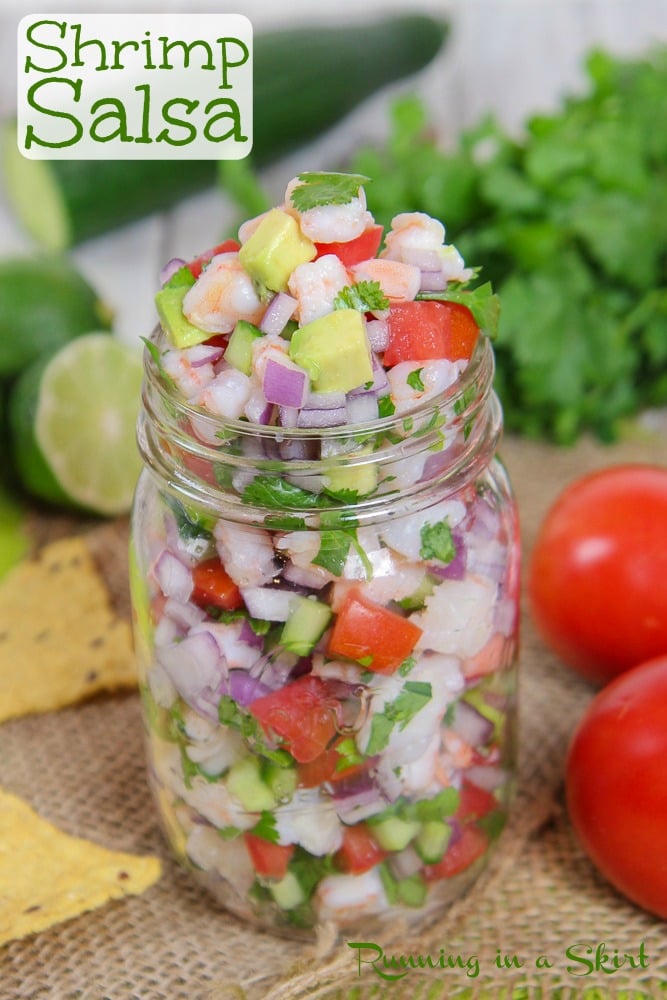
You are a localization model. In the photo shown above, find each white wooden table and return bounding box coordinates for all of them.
[1,0,666,347]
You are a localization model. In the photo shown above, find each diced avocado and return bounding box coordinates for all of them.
[224,319,264,374]
[227,756,276,812]
[165,265,196,290]
[239,208,316,292]
[269,871,306,909]
[368,815,420,852]
[262,761,297,803]
[415,820,452,864]
[289,310,373,393]
[280,595,332,657]
[155,284,210,349]
[396,874,427,907]
[324,443,377,497]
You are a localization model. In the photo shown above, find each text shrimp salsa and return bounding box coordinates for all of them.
[131,172,519,937]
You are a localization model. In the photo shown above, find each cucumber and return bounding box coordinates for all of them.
[226,756,276,812]
[269,871,306,909]
[415,819,452,864]
[280,595,331,657]
[368,815,420,852]
[2,15,448,250]
[0,256,112,378]
[224,320,264,375]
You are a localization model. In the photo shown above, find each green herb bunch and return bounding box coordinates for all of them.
[350,47,667,443]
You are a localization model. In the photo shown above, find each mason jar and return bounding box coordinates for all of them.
[130,324,520,940]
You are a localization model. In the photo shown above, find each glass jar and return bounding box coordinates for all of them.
[130,325,520,940]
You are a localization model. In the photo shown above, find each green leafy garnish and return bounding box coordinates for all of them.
[312,530,351,576]
[141,337,175,387]
[350,48,667,443]
[334,736,365,772]
[378,395,396,418]
[290,171,370,212]
[418,281,500,338]
[218,696,293,768]
[406,368,425,392]
[366,681,432,755]
[420,519,457,564]
[250,811,280,844]
[369,787,460,827]
[242,475,323,511]
[334,280,389,313]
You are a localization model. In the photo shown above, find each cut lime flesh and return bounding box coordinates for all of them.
[31,334,143,516]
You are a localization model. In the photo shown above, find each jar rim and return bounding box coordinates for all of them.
[144,324,495,443]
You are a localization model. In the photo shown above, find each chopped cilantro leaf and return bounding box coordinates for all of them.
[242,475,323,511]
[250,811,280,844]
[378,395,396,418]
[312,529,351,576]
[218,696,292,767]
[366,681,432,755]
[290,171,370,212]
[334,736,365,771]
[420,519,457,564]
[406,368,425,392]
[418,281,500,338]
[334,280,390,313]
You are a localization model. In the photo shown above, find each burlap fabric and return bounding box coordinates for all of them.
[2,432,667,1000]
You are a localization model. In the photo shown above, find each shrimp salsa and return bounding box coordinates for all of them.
[133,171,518,935]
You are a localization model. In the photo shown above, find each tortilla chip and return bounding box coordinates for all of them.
[0,788,161,946]
[0,536,136,723]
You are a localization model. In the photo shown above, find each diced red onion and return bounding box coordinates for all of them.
[228,669,271,706]
[450,699,494,747]
[158,631,222,719]
[153,550,194,603]
[160,257,187,286]
[164,598,206,630]
[366,318,389,352]
[240,586,295,622]
[302,390,346,410]
[297,406,348,428]
[464,766,507,792]
[346,392,379,424]
[244,386,274,425]
[420,269,447,292]
[263,357,308,409]
[186,343,225,367]
[494,598,517,637]
[282,562,329,590]
[259,292,297,336]
[238,618,265,649]
[278,405,299,429]
[333,789,388,824]
[388,846,424,880]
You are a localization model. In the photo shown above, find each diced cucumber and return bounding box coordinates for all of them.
[280,595,332,657]
[155,284,209,349]
[415,820,452,864]
[464,687,506,742]
[224,320,264,375]
[369,816,421,852]
[396,873,427,907]
[227,756,276,812]
[398,574,437,612]
[269,871,306,910]
[262,761,297,803]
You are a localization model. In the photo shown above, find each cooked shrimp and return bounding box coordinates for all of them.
[382,211,473,283]
[350,258,421,302]
[162,348,216,400]
[315,869,388,923]
[285,176,373,243]
[250,333,290,383]
[288,254,350,326]
[214,521,277,587]
[387,359,465,415]
[182,251,264,334]
[192,365,253,420]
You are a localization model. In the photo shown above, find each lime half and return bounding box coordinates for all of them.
[9,333,144,516]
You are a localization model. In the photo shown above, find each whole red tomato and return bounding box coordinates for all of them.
[566,655,667,919]
[528,464,667,685]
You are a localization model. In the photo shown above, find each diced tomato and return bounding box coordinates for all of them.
[335,824,388,874]
[314,224,384,268]
[244,834,294,879]
[297,737,370,788]
[181,449,217,486]
[384,300,479,366]
[327,588,422,674]
[455,780,498,822]
[423,824,489,881]
[191,557,244,611]
[249,675,340,763]
[187,239,241,279]
[203,334,229,349]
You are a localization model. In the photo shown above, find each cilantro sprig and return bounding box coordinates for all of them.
[290,171,370,212]
[366,680,432,755]
[334,280,390,313]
